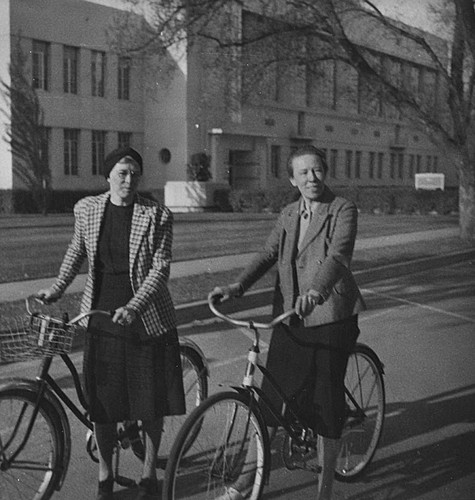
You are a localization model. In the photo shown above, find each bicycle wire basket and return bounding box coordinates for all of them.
[0,313,78,363]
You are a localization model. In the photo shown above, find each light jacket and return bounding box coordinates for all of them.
[52,192,176,336]
[238,187,366,327]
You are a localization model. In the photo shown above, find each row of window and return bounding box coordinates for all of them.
[335,150,439,181]
[40,129,132,176]
[241,11,440,118]
[32,40,131,99]
[270,146,439,181]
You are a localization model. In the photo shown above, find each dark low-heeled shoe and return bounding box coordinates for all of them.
[135,477,159,499]
[97,476,114,500]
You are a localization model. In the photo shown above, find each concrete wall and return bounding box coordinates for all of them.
[143,45,188,185]
[1,0,456,205]
[4,0,187,192]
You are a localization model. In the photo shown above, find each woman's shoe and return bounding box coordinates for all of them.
[135,477,159,499]
[97,476,114,500]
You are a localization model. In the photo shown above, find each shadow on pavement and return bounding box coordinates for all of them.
[344,384,475,499]
[259,385,475,500]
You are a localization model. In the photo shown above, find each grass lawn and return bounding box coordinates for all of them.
[0,213,460,284]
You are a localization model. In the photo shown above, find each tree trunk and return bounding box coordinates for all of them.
[459,166,475,241]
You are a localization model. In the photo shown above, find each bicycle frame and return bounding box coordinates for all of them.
[210,298,373,451]
[1,299,211,492]
[42,353,91,428]
[0,303,112,488]
[233,331,318,450]
[162,297,385,499]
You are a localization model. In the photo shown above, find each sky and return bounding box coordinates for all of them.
[371,0,444,33]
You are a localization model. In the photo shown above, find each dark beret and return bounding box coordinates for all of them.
[103,146,143,179]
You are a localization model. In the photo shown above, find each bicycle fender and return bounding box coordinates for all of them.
[355,343,385,375]
[0,377,72,491]
[179,336,210,376]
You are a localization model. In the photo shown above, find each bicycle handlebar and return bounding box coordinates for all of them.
[208,294,295,329]
[26,296,113,326]
[68,310,113,325]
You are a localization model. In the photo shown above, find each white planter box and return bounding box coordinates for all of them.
[164,181,228,212]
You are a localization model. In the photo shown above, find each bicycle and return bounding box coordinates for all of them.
[0,297,209,500]
[163,297,385,499]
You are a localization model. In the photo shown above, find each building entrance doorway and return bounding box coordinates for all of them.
[228,150,260,189]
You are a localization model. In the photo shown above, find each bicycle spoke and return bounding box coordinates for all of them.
[165,392,266,500]
[336,346,385,481]
[157,347,208,464]
[0,389,62,500]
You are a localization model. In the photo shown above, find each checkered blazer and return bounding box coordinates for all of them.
[52,192,177,336]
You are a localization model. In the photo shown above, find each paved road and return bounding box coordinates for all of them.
[2,258,474,499]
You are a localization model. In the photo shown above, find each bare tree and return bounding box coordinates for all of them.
[109,0,475,240]
[1,35,51,214]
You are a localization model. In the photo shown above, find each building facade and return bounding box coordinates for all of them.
[0,0,189,200]
[187,6,455,191]
[0,0,455,210]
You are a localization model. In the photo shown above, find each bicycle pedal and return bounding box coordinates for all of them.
[282,435,320,473]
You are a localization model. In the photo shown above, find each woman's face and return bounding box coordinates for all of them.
[107,157,141,205]
[289,153,327,202]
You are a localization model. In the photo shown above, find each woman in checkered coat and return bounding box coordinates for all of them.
[38,146,185,500]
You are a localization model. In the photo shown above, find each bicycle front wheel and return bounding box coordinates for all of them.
[336,344,385,480]
[0,387,64,500]
[164,391,268,500]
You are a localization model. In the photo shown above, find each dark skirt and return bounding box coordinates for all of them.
[84,272,185,424]
[260,315,359,439]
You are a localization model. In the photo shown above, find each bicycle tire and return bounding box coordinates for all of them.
[335,343,385,481]
[156,346,209,466]
[163,391,268,500]
[0,387,65,500]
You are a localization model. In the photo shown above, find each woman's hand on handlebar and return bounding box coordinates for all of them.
[209,283,243,304]
[112,306,137,326]
[36,287,62,304]
[294,290,324,319]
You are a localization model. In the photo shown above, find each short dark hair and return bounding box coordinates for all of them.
[286,145,328,177]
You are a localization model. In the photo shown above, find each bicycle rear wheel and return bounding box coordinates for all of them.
[335,343,385,480]
[0,387,64,500]
[157,346,208,465]
[126,344,208,468]
[163,391,268,500]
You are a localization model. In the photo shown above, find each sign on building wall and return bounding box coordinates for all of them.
[415,173,445,190]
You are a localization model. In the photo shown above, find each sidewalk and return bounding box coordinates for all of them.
[0,227,462,304]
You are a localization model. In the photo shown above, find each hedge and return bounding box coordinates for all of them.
[1,186,459,215]
[0,190,160,214]
[227,185,459,215]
